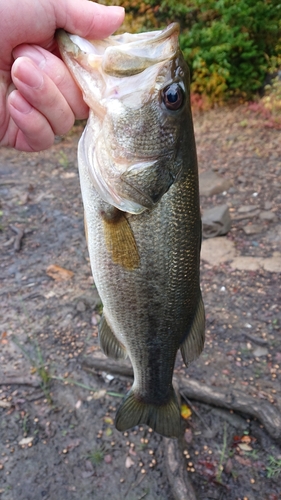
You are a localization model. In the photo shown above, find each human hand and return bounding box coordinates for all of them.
[1,0,124,151]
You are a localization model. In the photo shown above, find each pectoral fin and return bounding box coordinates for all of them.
[120,159,176,209]
[180,293,205,366]
[101,207,140,270]
[99,315,127,360]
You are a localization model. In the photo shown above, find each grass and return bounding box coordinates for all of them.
[266,455,281,479]
[12,335,53,404]
[58,150,69,168]
[87,447,105,466]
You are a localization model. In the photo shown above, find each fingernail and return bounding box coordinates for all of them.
[14,58,44,89]
[10,92,33,114]
[108,5,125,19]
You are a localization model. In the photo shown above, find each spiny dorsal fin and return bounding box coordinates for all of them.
[101,207,140,271]
[180,293,205,367]
[99,314,127,360]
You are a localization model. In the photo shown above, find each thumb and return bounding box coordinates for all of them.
[57,0,125,39]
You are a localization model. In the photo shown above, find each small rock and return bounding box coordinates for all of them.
[81,471,94,479]
[238,205,259,213]
[76,300,86,312]
[202,205,231,238]
[230,257,262,271]
[262,256,281,273]
[264,201,273,210]
[259,211,276,221]
[238,175,246,183]
[199,170,232,197]
[104,454,112,464]
[243,224,264,235]
[253,347,269,357]
[201,237,236,266]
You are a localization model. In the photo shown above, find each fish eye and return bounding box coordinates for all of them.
[162,83,184,111]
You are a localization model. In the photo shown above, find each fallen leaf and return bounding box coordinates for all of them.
[105,427,112,437]
[0,332,8,345]
[184,428,193,444]
[104,416,114,425]
[241,435,252,444]
[234,455,252,467]
[125,456,134,468]
[19,437,34,446]
[66,439,81,451]
[0,401,11,409]
[92,390,106,400]
[224,458,233,474]
[46,264,74,281]
[181,404,192,420]
[238,443,252,452]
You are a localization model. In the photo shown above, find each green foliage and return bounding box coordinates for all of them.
[266,455,281,478]
[101,0,281,103]
[179,0,281,101]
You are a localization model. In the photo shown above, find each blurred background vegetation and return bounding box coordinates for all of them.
[97,0,281,111]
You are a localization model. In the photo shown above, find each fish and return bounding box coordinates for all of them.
[57,23,205,438]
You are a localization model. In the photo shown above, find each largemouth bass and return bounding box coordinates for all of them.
[57,23,205,438]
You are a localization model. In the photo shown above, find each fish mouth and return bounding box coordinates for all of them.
[66,23,180,77]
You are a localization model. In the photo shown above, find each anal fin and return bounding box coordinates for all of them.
[180,293,205,367]
[99,315,127,360]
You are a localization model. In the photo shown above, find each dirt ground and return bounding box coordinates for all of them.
[0,105,281,500]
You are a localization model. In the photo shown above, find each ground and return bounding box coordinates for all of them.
[0,105,280,500]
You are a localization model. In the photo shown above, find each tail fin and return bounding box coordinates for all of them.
[115,388,181,438]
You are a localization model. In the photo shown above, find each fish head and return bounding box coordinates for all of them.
[57,24,193,214]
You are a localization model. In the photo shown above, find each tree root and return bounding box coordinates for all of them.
[164,438,198,500]
[82,356,281,440]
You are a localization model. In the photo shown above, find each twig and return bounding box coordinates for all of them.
[52,375,123,398]
[0,374,41,387]
[82,356,134,378]
[9,224,25,251]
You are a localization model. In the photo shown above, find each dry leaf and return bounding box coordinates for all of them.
[0,332,8,345]
[184,428,193,443]
[125,456,134,468]
[19,437,34,446]
[181,404,192,420]
[238,443,252,452]
[92,389,106,400]
[0,401,11,409]
[46,264,74,281]
[104,416,114,425]
[234,455,252,467]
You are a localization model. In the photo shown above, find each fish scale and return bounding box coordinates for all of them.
[57,23,205,438]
